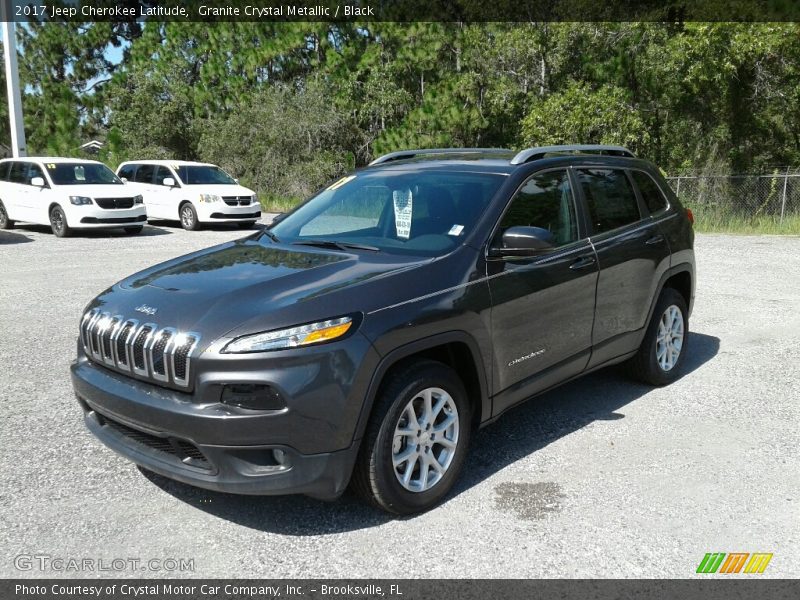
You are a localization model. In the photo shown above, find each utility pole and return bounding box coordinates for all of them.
[1,5,27,157]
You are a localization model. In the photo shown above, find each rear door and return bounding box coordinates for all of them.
[487,168,598,415]
[574,167,671,368]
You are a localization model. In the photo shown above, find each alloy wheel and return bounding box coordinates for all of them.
[391,387,460,493]
[181,206,195,229]
[656,304,684,371]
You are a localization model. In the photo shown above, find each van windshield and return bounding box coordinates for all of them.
[270,169,506,257]
[47,163,122,185]
[176,165,236,185]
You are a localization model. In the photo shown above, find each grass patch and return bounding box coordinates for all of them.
[689,208,800,234]
[259,195,303,214]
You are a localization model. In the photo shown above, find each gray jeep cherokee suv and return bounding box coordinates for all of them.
[71,145,695,514]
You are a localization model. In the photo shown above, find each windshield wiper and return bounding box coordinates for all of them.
[259,228,281,243]
[291,239,380,252]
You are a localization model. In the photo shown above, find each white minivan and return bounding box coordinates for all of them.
[0,157,147,237]
[116,160,261,230]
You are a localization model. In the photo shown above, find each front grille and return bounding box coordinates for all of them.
[80,309,200,389]
[96,197,135,209]
[222,195,252,206]
[93,409,211,471]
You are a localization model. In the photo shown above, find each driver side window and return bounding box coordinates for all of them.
[498,170,579,247]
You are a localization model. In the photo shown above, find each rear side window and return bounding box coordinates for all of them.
[631,170,668,214]
[577,168,641,234]
[8,162,27,184]
[118,164,136,181]
[498,169,579,247]
[133,164,155,183]
[0,162,10,181]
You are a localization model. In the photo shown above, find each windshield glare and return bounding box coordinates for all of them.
[270,170,506,257]
[177,165,236,185]
[47,163,122,186]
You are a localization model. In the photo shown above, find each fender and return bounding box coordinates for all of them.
[352,330,491,444]
[636,261,695,349]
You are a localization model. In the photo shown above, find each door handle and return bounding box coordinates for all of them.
[645,234,665,245]
[569,255,596,271]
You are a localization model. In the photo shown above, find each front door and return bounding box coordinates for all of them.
[487,168,599,415]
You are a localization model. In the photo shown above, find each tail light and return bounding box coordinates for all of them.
[686,208,694,226]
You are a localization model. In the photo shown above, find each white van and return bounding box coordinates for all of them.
[0,157,147,237]
[116,160,261,230]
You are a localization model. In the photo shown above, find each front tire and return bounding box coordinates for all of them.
[49,205,71,238]
[123,225,143,235]
[626,287,689,386]
[179,203,200,231]
[352,360,472,515]
[0,200,13,229]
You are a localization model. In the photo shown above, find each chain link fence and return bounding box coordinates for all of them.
[665,170,800,232]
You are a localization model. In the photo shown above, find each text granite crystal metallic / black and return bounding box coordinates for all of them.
[71,145,695,515]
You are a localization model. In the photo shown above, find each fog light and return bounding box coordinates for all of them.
[220,384,284,410]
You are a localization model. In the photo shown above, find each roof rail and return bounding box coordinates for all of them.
[368,148,511,166]
[510,144,634,165]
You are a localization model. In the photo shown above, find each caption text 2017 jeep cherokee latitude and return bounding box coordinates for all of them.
[71,145,695,514]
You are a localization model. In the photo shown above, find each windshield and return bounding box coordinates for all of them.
[46,162,122,186]
[270,169,506,257]
[176,165,236,185]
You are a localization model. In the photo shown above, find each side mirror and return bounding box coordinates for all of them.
[162,177,176,187]
[489,226,555,257]
[234,178,240,184]
[120,177,128,183]
[30,176,46,188]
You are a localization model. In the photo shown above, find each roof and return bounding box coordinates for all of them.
[365,145,642,173]
[0,156,103,164]
[117,159,216,167]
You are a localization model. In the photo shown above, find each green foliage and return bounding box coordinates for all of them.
[2,19,800,218]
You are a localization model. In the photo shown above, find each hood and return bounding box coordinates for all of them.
[58,184,134,198]
[180,183,255,196]
[88,236,430,346]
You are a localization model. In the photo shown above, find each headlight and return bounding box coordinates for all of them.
[222,316,353,353]
[250,194,258,205]
[133,194,144,204]
[199,194,221,203]
[69,196,92,206]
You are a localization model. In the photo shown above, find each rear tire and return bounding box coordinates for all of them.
[179,203,200,231]
[351,360,472,515]
[49,205,71,238]
[626,287,689,386]
[0,201,13,229]
[124,225,143,235]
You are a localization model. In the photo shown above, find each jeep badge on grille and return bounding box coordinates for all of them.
[135,304,158,316]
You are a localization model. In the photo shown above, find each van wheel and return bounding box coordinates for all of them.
[50,206,71,237]
[626,287,689,386]
[179,203,200,231]
[351,360,472,515]
[124,226,143,235]
[0,201,13,229]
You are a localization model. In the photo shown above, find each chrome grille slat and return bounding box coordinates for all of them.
[80,310,200,389]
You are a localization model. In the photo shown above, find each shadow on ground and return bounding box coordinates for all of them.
[5,223,172,237]
[0,230,33,245]
[143,332,720,534]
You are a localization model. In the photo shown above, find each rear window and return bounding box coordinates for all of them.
[576,168,642,234]
[631,170,669,214]
[133,164,155,184]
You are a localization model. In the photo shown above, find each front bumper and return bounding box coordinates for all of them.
[70,333,379,499]
[195,202,261,223]
[67,206,147,228]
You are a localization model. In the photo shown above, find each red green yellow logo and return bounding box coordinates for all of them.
[696,552,772,574]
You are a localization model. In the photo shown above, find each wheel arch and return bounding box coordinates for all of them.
[353,331,491,444]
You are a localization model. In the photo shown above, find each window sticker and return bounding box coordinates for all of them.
[393,188,413,239]
[448,224,464,236]
[327,175,356,191]
[47,163,56,169]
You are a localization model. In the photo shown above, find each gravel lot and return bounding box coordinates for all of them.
[1,221,798,578]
